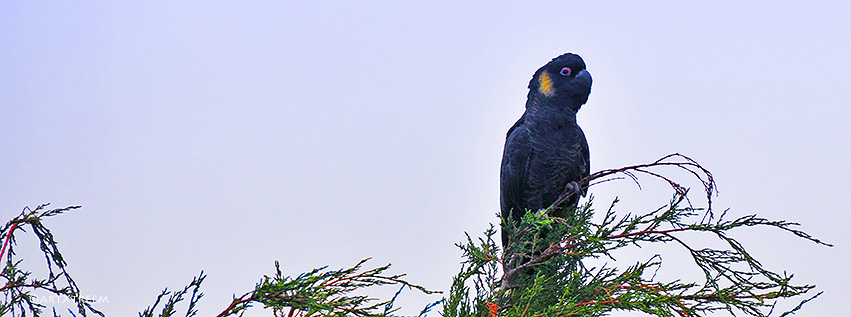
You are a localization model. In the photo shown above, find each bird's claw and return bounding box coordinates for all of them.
[563,181,581,196]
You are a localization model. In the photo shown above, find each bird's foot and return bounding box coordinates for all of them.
[563,181,581,196]
[549,181,583,210]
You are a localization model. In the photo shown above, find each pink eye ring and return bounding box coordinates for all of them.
[560,67,572,76]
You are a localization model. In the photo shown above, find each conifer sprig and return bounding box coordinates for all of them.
[445,154,829,317]
[0,204,104,317]
[2,155,828,317]
[214,258,440,317]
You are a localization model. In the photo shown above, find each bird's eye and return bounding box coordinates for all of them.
[559,67,572,76]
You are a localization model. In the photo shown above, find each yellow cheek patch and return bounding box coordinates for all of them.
[538,71,555,97]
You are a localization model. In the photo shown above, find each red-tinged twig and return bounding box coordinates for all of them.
[0,222,19,264]
[0,282,45,293]
[216,294,254,317]
[0,206,32,264]
[573,298,620,307]
[502,236,581,289]
[551,153,716,221]
[607,226,693,240]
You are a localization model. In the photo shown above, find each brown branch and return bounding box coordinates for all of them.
[0,282,47,293]
[216,293,254,317]
[573,298,619,307]
[607,226,692,240]
[0,222,19,264]
[0,281,74,302]
[0,206,34,264]
[550,153,716,220]
[502,236,580,288]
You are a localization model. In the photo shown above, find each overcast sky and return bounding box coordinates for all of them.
[2,2,849,316]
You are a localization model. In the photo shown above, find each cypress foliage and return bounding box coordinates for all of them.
[444,193,829,317]
[1,155,830,316]
[0,204,104,316]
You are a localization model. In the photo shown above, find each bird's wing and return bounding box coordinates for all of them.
[580,132,590,196]
[500,117,532,221]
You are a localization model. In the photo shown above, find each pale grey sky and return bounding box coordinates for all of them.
[2,2,849,316]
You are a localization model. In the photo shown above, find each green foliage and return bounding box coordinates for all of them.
[442,193,830,317]
[0,204,104,317]
[139,272,205,317]
[1,155,830,317]
[443,227,501,317]
[140,258,442,317]
[214,258,441,317]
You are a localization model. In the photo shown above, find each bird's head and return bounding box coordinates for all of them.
[527,53,592,112]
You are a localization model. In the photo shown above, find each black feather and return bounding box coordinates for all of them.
[500,53,592,248]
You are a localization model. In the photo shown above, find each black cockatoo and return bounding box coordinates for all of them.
[500,53,592,249]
